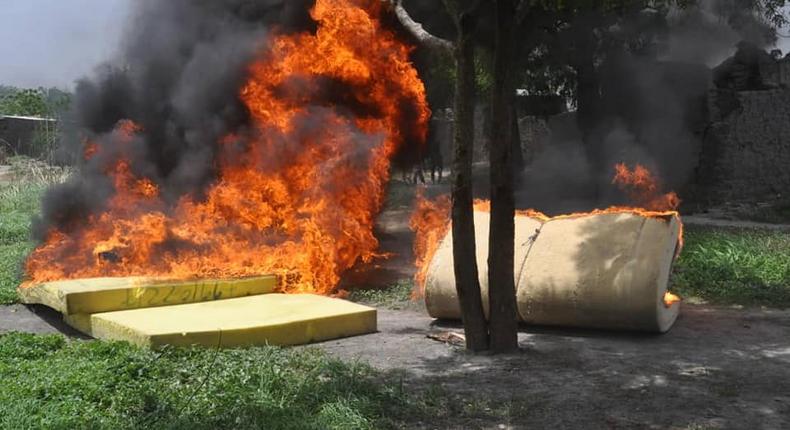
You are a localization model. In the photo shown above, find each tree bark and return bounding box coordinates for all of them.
[488,0,519,352]
[510,104,524,174]
[572,16,604,200]
[390,0,455,52]
[451,11,489,351]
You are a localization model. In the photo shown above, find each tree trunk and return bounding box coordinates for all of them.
[487,0,519,353]
[510,104,524,175]
[572,14,604,199]
[451,11,489,351]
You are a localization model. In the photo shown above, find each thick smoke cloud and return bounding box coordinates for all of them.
[664,0,777,66]
[518,2,770,213]
[519,57,711,214]
[35,0,314,240]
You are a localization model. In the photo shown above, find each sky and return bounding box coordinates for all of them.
[0,0,131,90]
[0,0,789,91]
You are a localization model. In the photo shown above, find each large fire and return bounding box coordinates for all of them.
[24,0,430,295]
[410,163,683,306]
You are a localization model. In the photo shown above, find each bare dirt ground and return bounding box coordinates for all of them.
[320,305,790,429]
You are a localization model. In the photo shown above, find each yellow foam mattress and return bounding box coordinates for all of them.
[17,275,277,315]
[85,294,377,348]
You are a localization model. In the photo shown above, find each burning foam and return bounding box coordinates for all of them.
[410,163,684,307]
[25,0,430,295]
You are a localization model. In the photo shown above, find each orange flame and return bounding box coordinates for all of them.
[612,163,680,211]
[24,0,430,295]
[409,191,451,297]
[663,291,681,307]
[410,163,685,297]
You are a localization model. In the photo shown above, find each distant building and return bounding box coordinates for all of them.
[0,115,57,159]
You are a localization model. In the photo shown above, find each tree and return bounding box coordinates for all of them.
[389,0,490,351]
[0,87,71,118]
[487,0,520,352]
[391,0,532,352]
[390,0,790,353]
[0,88,49,117]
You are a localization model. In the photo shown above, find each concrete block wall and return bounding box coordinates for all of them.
[700,89,790,204]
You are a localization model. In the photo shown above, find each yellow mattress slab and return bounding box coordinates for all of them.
[17,275,278,315]
[84,294,377,348]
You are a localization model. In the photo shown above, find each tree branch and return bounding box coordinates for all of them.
[384,0,455,53]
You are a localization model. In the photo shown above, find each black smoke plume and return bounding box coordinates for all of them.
[35,0,315,240]
[517,1,778,213]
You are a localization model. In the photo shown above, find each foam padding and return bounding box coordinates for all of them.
[86,294,377,348]
[425,212,544,319]
[425,211,682,332]
[17,276,277,315]
[516,213,681,332]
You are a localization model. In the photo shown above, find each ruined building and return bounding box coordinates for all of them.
[699,43,790,209]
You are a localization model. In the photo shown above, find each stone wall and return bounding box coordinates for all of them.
[698,88,790,205]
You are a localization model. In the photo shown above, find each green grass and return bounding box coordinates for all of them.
[0,332,420,430]
[0,183,45,304]
[673,226,790,307]
[346,280,414,309]
[0,332,523,429]
[0,243,32,304]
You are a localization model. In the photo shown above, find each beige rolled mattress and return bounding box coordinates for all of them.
[424,211,682,332]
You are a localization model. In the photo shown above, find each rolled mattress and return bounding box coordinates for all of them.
[424,211,682,332]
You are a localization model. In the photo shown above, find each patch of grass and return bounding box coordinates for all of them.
[0,183,46,304]
[0,183,45,244]
[673,226,790,307]
[347,280,415,309]
[0,333,535,429]
[0,332,418,430]
[7,155,72,185]
[0,243,32,304]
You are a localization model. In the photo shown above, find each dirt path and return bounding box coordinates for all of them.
[0,304,85,337]
[319,305,790,429]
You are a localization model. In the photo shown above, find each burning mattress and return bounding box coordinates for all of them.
[424,211,682,332]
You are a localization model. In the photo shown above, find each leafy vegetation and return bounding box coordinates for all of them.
[347,280,415,309]
[0,86,71,118]
[0,243,31,304]
[0,332,527,429]
[0,157,69,304]
[0,185,44,304]
[0,332,417,429]
[673,226,790,307]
